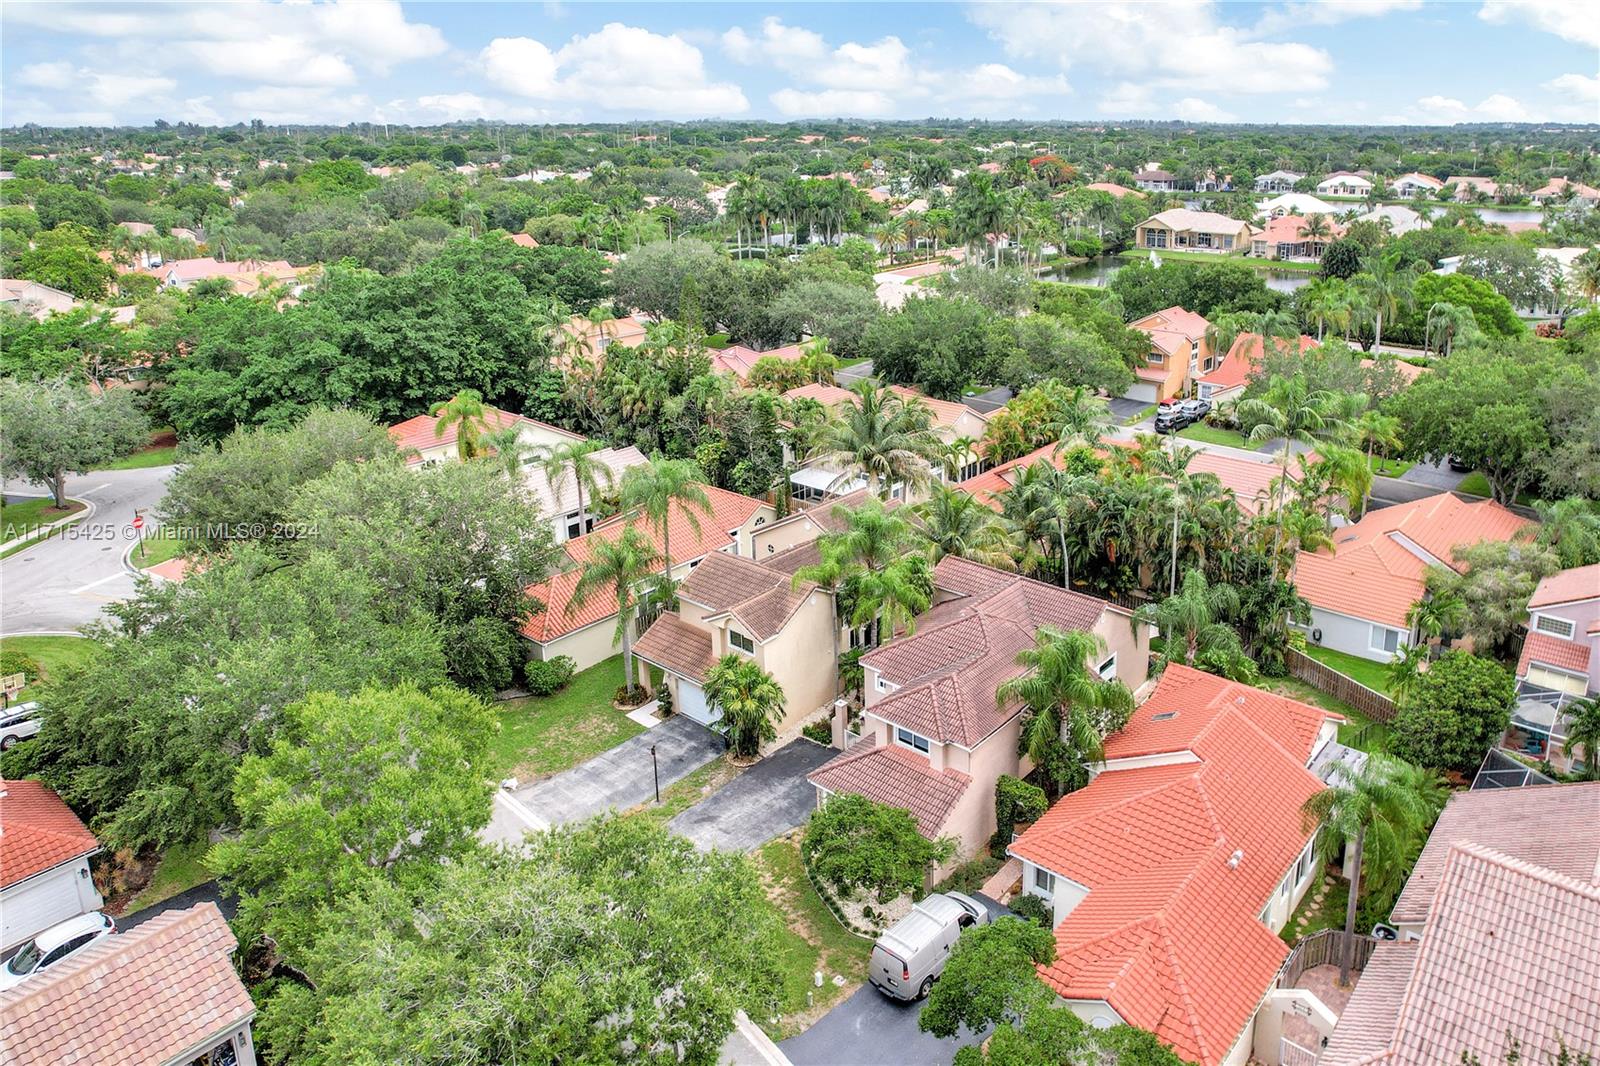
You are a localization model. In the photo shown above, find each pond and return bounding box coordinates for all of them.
[1041,256,1315,295]
[1418,204,1546,226]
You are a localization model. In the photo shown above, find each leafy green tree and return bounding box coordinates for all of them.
[920,918,1057,1037]
[610,238,729,322]
[988,315,1135,398]
[703,655,785,758]
[620,456,713,583]
[1533,497,1600,568]
[568,525,661,693]
[1109,258,1283,319]
[1390,650,1516,772]
[0,307,142,384]
[917,484,1014,569]
[0,376,148,507]
[1424,540,1560,657]
[257,818,784,1066]
[997,626,1134,796]
[211,683,495,960]
[14,224,117,299]
[802,793,956,903]
[809,380,942,497]
[1562,696,1600,781]
[861,296,997,399]
[1393,273,1523,343]
[952,1002,1188,1066]
[1319,238,1364,280]
[768,278,883,359]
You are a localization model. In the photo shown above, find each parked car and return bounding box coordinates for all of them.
[1179,398,1212,420]
[1447,456,1473,473]
[869,892,990,1001]
[1154,407,1192,434]
[0,912,115,991]
[0,701,41,750]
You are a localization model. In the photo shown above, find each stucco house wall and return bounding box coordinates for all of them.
[1301,605,1411,664]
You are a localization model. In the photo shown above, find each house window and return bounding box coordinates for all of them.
[1033,867,1056,895]
[874,673,898,693]
[729,630,755,655]
[894,726,931,754]
[1096,654,1117,681]
[1145,230,1168,249]
[1369,625,1400,655]
[1534,615,1576,639]
[564,512,584,540]
[1259,903,1271,925]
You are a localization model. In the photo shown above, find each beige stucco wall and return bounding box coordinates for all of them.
[729,505,780,558]
[529,617,622,672]
[1091,608,1153,691]
[751,590,841,732]
[751,509,833,560]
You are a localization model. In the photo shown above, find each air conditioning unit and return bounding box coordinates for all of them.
[1310,628,1324,645]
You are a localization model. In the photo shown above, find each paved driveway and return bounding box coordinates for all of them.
[1398,456,1469,492]
[780,984,985,1066]
[484,716,723,845]
[667,737,838,852]
[1107,397,1152,422]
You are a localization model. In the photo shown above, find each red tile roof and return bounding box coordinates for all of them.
[387,404,579,457]
[1104,663,1327,762]
[1131,306,1210,357]
[675,550,815,641]
[780,383,987,430]
[807,737,971,836]
[1197,332,1318,391]
[1083,182,1144,198]
[1009,666,1329,1066]
[1295,492,1533,628]
[0,780,99,890]
[1528,563,1600,608]
[711,342,807,380]
[0,903,253,1066]
[633,612,717,683]
[1517,631,1593,677]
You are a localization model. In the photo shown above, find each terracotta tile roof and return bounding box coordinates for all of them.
[807,737,971,837]
[1009,667,1329,1066]
[676,550,815,641]
[0,780,100,890]
[388,404,579,457]
[1360,357,1425,384]
[1104,663,1327,763]
[780,383,985,430]
[0,903,253,1066]
[1254,214,1345,245]
[1294,492,1533,628]
[1131,305,1211,357]
[508,232,539,248]
[1389,781,1600,927]
[1083,182,1144,198]
[1197,332,1318,391]
[1518,631,1593,677]
[1529,563,1600,608]
[1328,842,1600,1065]
[633,612,717,683]
[957,443,1061,509]
[1316,941,1419,1066]
[711,342,806,380]
[782,382,858,407]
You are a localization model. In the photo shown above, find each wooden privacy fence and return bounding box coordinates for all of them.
[1286,649,1398,723]
[1279,928,1378,989]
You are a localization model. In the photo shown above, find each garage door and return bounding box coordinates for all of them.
[2,869,91,951]
[676,682,721,726]
[1123,382,1158,403]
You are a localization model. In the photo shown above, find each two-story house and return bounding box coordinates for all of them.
[806,557,1151,867]
[1008,666,1337,1065]
[1124,305,1213,403]
[1512,564,1599,769]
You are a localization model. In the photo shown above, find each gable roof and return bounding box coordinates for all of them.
[0,780,100,890]
[1528,563,1600,608]
[710,342,807,380]
[1197,331,1318,391]
[781,383,985,430]
[632,612,717,683]
[1294,492,1533,628]
[0,903,253,1066]
[1518,631,1592,677]
[1103,663,1328,762]
[1254,214,1345,245]
[523,445,646,517]
[1131,305,1211,355]
[1083,182,1144,198]
[807,736,971,836]
[1009,665,1329,1066]
[388,404,581,457]
[675,550,816,641]
[1391,171,1443,189]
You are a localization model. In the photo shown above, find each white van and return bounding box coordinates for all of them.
[0,701,42,750]
[869,892,989,1001]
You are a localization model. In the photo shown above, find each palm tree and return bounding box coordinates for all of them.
[569,525,661,694]
[1353,256,1418,352]
[704,655,785,759]
[1279,504,1335,582]
[809,381,942,498]
[916,484,1013,570]
[1423,301,1475,357]
[620,458,713,584]
[534,438,615,538]
[430,389,491,462]
[1406,591,1464,650]
[1315,443,1375,520]
[996,627,1134,796]
[795,496,924,647]
[1301,755,1446,985]
[1302,212,1333,242]
[1561,696,1600,781]
[1533,496,1600,568]
[1350,410,1403,516]
[1132,569,1242,668]
[1046,386,1113,447]
[1386,642,1430,705]
[1572,248,1600,305]
[1149,440,1199,596]
[1236,375,1352,566]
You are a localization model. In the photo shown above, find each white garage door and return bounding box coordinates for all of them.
[2,866,97,951]
[676,682,721,726]
[1123,382,1158,403]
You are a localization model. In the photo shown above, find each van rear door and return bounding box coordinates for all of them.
[870,943,908,996]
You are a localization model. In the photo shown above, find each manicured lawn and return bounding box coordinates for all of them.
[1124,404,1156,425]
[752,836,874,1038]
[1,635,94,700]
[2,496,84,535]
[1456,471,1490,498]
[131,533,183,568]
[489,655,645,782]
[1115,248,1321,272]
[122,839,213,913]
[1260,676,1392,751]
[1303,645,1394,695]
[98,445,179,470]
[1178,423,1250,448]
[1371,456,1414,477]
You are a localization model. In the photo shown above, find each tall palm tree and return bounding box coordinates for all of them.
[620,457,713,584]
[1046,386,1113,447]
[1350,410,1403,516]
[916,484,1013,570]
[1572,248,1600,305]
[1315,443,1375,520]
[1302,212,1333,242]
[1353,256,1418,352]
[1279,504,1335,581]
[996,626,1134,796]
[1301,755,1446,985]
[795,497,925,647]
[1132,569,1242,668]
[1149,440,1199,596]
[704,655,785,759]
[1386,641,1430,704]
[1406,590,1464,650]
[568,525,661,693]
[809,381,942,498]
[1561,696,1600,781]
[1532,496,1600,568]
[534,438,615,538]
[1423,301,1475,358]
[1236,375,1351,567]
[430,389,491,462]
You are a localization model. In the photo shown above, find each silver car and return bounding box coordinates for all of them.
[869,891,990,1001]
[0,701,41,750]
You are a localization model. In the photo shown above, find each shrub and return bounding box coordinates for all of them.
[1008,893,1052,926]
[802,720,832,745]
[803,793,957,903]
[614,684,649,707]
[0,650,42,685]
[992,775,1049,850]
[1390,650,1514,771]
[655,683,673,717]
[523,655,575,697]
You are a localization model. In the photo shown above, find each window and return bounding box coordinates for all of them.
[1151,710,1179,722]
[1034,867,1056,894]
[895,726,931,754]
[564,512,584,540]
[1259,903,1271,925]
[729,630,755,655]
[1145,230,1168,249]
[1096,654,1117,681]
[875,673,896,693]
[1369,625,1400,655]
[1534,615,1576,639]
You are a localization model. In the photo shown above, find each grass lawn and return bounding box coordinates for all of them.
[489,654,645,782]
[1178,423,1250,448]
[1,496,87,552]
[1115,248,1321,272]
[752,836,874,1039]
[1456,471,1491,498]
[97,445,179,470]
[122,839,214,913]
[1303,645,1394,695]
[1371,456,1414,477]
[1124,404,1156,425]
[1281,874,1350,944]
[1260,676,1393,752]
[2,635,94,700]
[131,533,183,569]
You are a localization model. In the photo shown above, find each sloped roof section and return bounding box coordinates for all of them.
[807,737,971,836]
[1517,631,1592,676]
[633,612,717,684]
[0,780,100,890]
[1529,563,1600,608]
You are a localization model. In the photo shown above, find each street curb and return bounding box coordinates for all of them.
[0,495,97,558]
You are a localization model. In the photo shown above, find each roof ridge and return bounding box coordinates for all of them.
[1149,912,1215,1065]
[1450,839,1600,896]
[1190,682,1325,770]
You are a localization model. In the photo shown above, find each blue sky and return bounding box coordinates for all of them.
[2,1,1595,128]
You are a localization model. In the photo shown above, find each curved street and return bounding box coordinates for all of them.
[1,465,175,635]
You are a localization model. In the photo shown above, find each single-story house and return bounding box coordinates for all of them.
[1348,203,1426,235]
[1125,304,1213,402]
[1249,214,1344,261]
[1445,175,1499,201]
[150,257,302,295]
[1133,168,1179,192]
[521,484,777,670]
[807,556,1150,866]
[1293,491,1533,663]
[1389,172,1443,198]
[1256,192,1340,219]
[1254,170,1304,194]
[708,341,809,381]
[1530,177,1600,206]
[1194,331,1319,403]
[0,780,102,953]
[388,403,584,469]
[1132,209,1254,255]
[507,232,540,248]
[1081,181,1143,199]
[1009,665,1336,1065]
[0,902,258,1066]
[1321,783,1600,1064]
[0,279,79,320]
[1316,172,1374,197]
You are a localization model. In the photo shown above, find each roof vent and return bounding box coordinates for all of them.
[1236,696,1247,705]
[1151,711,1178,722]
[1227,849,1245,869]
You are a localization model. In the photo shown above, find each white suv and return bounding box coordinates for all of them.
[0,912,116,991]
[0,701,42,750]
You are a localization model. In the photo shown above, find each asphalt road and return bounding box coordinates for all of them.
[1,465,175,635]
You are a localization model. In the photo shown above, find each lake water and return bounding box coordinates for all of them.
[1042,257,1314,294]
[1418,204,1546,226]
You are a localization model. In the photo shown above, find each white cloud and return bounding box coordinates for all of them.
[1097,82,1157,116]
[1174,97,1238,122]
[969,1,1334,94]
[771,89,900,118]
[16,61,176,110]
[1545,71,1600,102]
[1479,0,1600,48]
[721,17,828,67]
[176,37,358,87]
[16,61,77,91]
[1395,92,1533,123]
[228,86,374,125]
[481,37,560,96]
[1257,0,1421,32]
